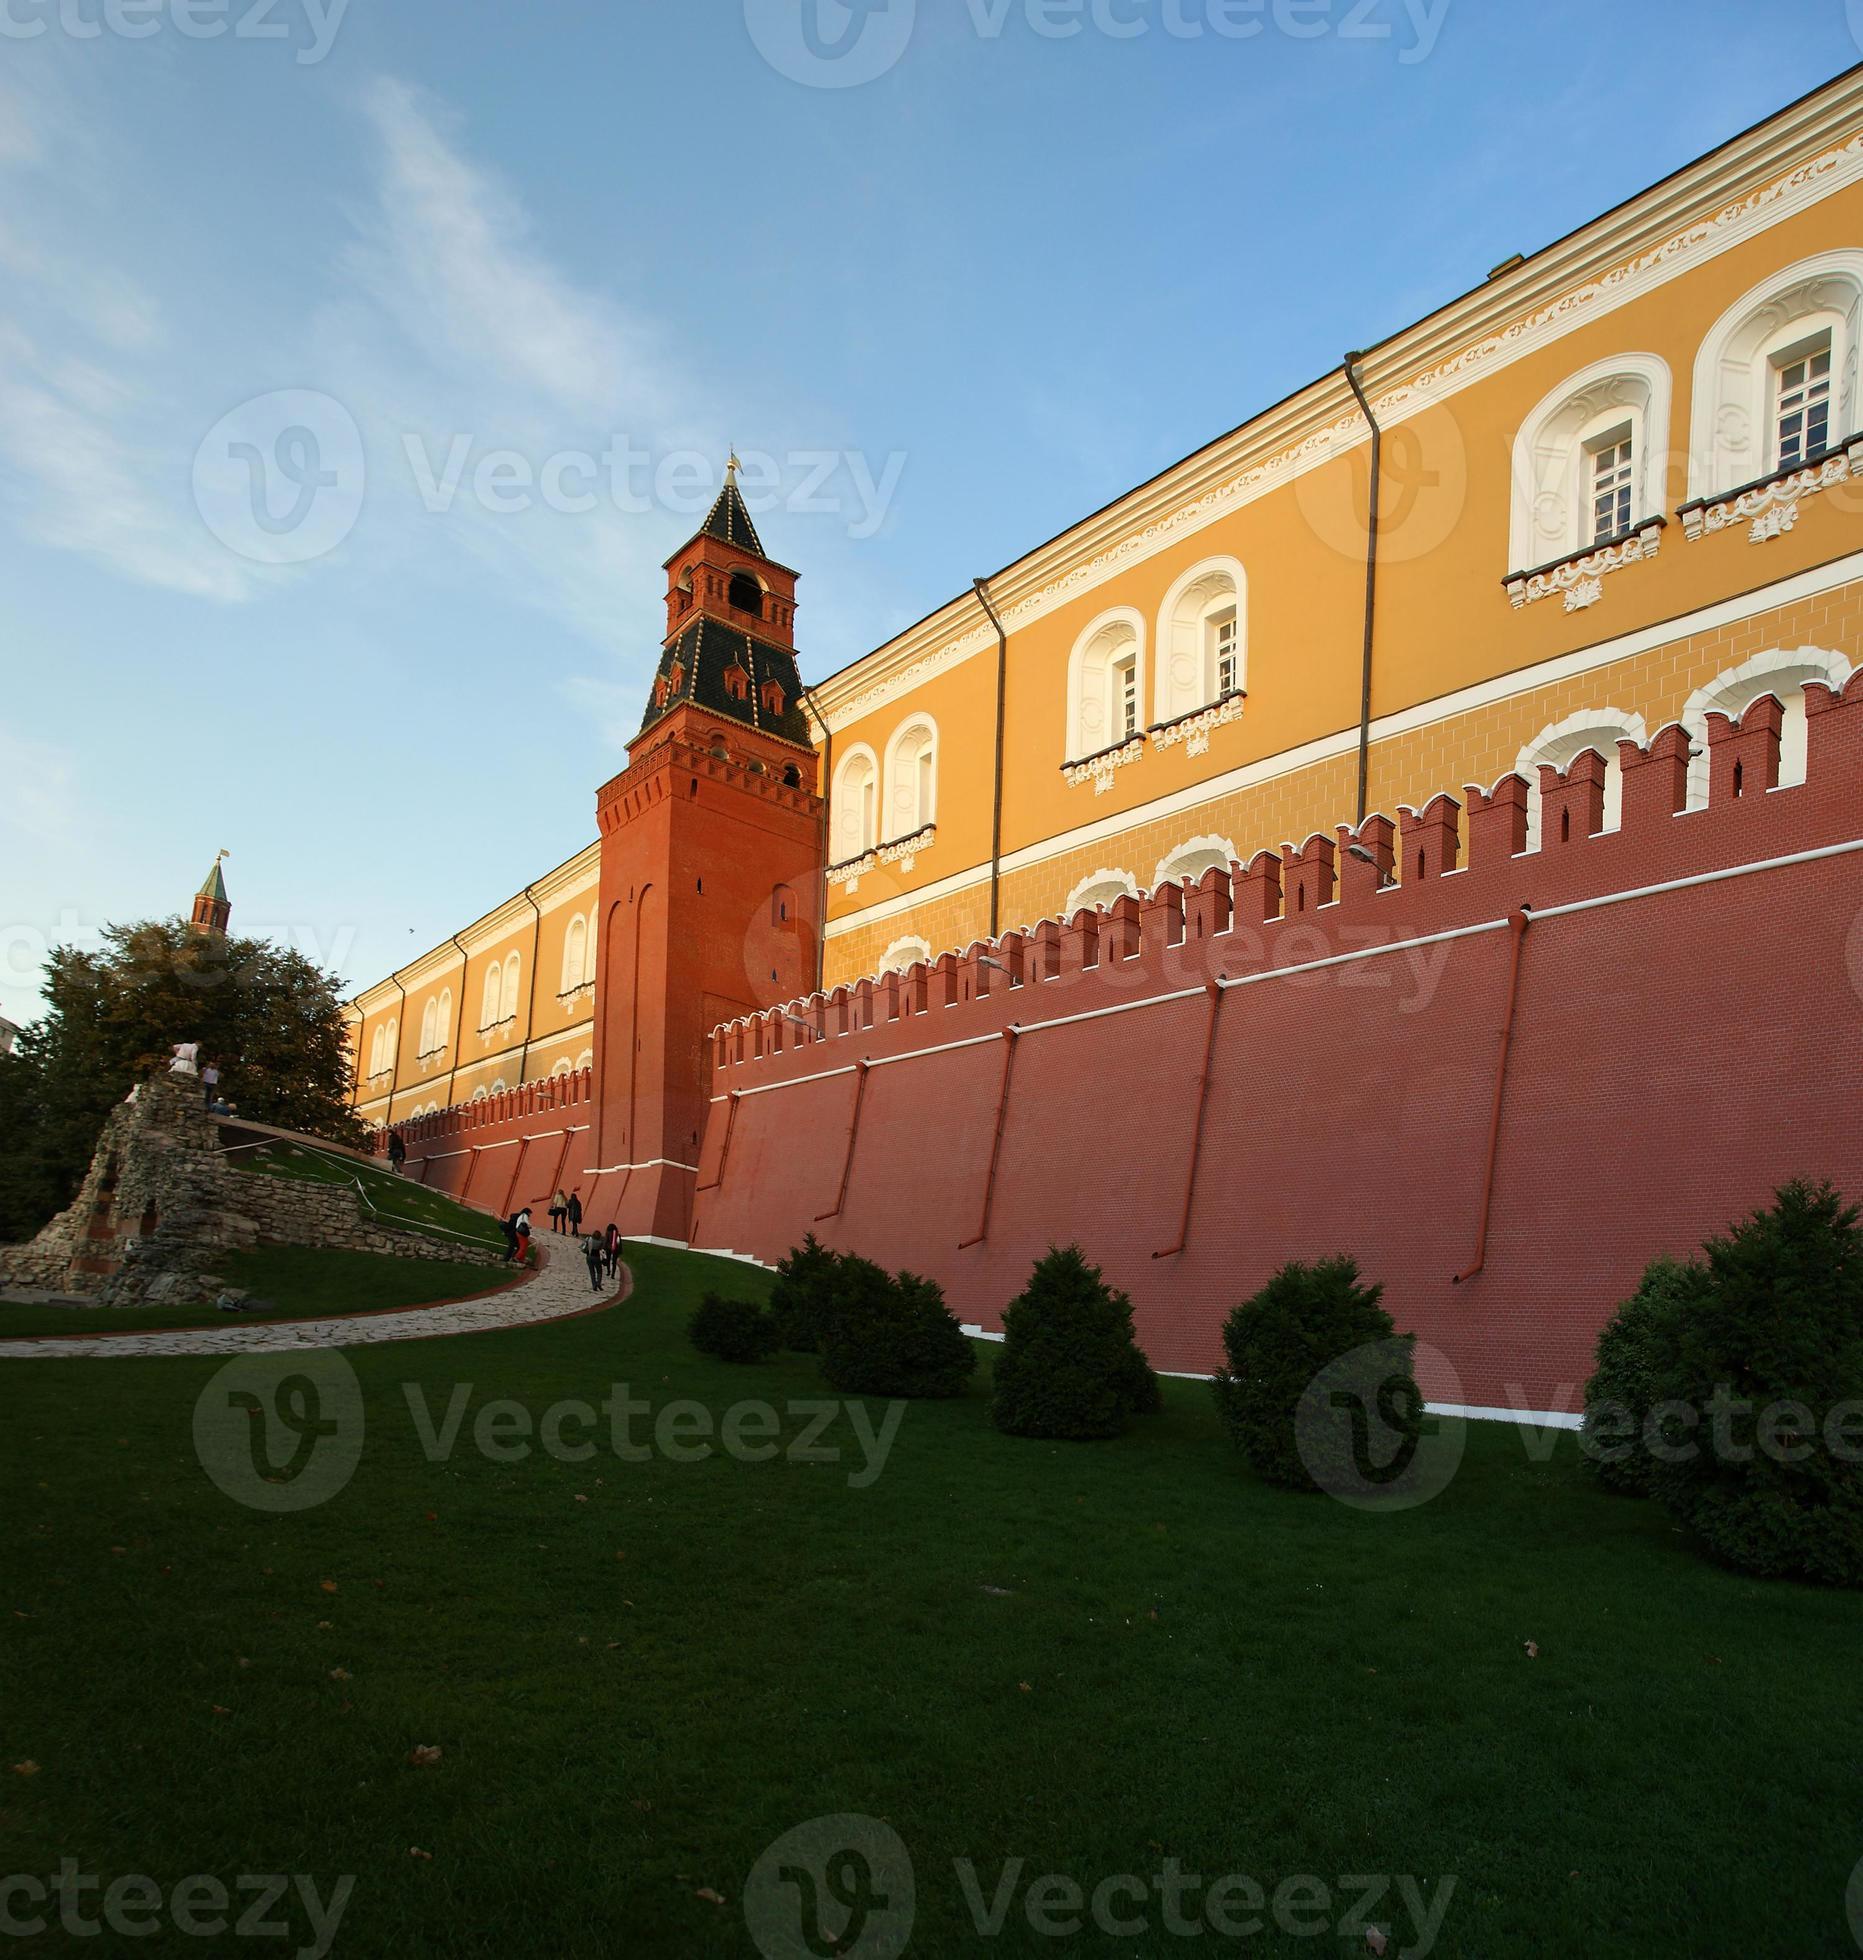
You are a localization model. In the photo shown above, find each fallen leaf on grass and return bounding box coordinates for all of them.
[1523,1640,1539,1659]
[1367,1929,1388,1956]
[211,1706,230,1717]
[981,1585,1012,1597]
[1017,1682,1031,1693]
[11,1761,40,1777]
[695,1888,724,1906]
[408,1847,433,1862]
[407,1746,442,1767]
[319,1581,338,1595]
[330,1668,351,1682]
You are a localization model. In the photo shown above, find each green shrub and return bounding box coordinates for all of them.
[1581,1257,1707,1495]
[1211,1256,1419,1494]
[768,1233,842,1352]
[1643,1180,1863,1587]
[818,1263,976,1399]
[990,1245,1161,1440]
[688,1291,780,1365]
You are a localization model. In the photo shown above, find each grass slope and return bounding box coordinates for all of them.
[0,1246,509,1337]
[1,1243,1859,1956]
[229,1139,505,1250]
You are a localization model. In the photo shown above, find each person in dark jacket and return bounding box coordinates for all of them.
[387,1129,407,1175]
[603,1221,621,1277]
[501,1210,521,1262]
[567,1189,583,1233]
[582,1233,606,1292]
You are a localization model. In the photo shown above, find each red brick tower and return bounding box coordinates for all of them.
[593,463,824,1240]
[189,851,231,937]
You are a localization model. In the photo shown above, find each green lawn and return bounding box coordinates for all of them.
[2,1242,1860,1956]
[227,1138,506,1250]
[0,1246,510,1338]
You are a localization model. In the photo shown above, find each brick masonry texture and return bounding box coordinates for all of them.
[695,673,1863,1414]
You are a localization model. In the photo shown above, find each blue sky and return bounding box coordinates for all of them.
[1,0,1857,1023]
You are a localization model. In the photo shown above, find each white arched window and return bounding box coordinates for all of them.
[1153,835,1239,892]
[575,1048,593,1070]
[418,996,439,1057]
[1688,252,1863,498]
[1516,709,1648,848]
[1065,609,1145,760]
[502,952,521,1021]
[434,988,452,1055]
[1508,355,1672,570]
[367,1023,385,1077]
[1681,648,1852,807]
[480,964,503,1030]
[832,746,879,862]
[551,1057,574,1078]
[1156,559,1245,724]
[560,914,588,995]
[470,1085,488,1103]
[1062,868,1140,916]
[877,935,933,975]
[885,717,937,838]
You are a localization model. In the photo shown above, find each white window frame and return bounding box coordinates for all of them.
[1687,251,1863,500]
[1062,868,1140,917]
[1155,558,1246,726]
[1064,607,1147,761]
[1680,647,1853,809]
[831,745,880,862]
[883,716,937,840]
[561,913,589,996]
[1766,324,1836,474]
[877,935,933,975]
[1153,835,1239,892]
[1507,355,1671,572]
[1515,708,1648,849]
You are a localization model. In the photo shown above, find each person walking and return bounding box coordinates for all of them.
[549,1188,568,1234]
[514,1206,533,1266]
[200,1057,221,1110]
[566,1188,583,1233]
[603,1220,621,1278]
[387,1129,407,1175]
[582,1232,606,1293]
[500,1210,520,1263]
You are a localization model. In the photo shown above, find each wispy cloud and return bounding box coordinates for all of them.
[0,723,78,846]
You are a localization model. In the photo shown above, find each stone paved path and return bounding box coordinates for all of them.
[0,1242,628,1360]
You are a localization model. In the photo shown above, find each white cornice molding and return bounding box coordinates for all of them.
[815,74,1863,735]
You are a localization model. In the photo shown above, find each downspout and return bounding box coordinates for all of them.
[973,576,1009,939]
[1452,908,1531,1285]
[799,686,832,995]
[384,968,407,1134]
[1343,354,1383,825]
[516,883,543,1087]
[442,932,469,1110]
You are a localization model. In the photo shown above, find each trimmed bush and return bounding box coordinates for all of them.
[991,1245,1161,1440]
[818,1261,976,1399]
[1642,1180,1863,1587]
[768,1233,842,1353]
[688,1291,780,1365]
[1211,1256,1419,1494]
[1581,1257,1707,1495]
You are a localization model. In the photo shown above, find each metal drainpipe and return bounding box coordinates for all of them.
[442,933,470,1110]
[382,969,407,1134]
[1343,353,1384,826]
[973,576,1009,938]
[516,884,543,1087]
[799,685,832,995]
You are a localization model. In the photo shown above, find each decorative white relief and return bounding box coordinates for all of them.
[1151,693,1246,756]
[1679,438,1863,543]
[1507,520,1663,609]
[827,825,936,891]
[1062,739,1144,796]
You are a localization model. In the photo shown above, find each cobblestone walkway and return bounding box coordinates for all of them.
[0,1243,628,1360]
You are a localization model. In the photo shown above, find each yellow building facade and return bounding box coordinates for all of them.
[350,67,1863,1119]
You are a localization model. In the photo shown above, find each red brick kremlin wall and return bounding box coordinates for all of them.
[691,675,1863,1415]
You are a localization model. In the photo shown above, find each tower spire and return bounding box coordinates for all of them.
[190,850,231,937]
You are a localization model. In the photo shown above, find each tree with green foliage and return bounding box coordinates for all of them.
[818,1260,976,1399]
[1639,1180,1863,1586]
[1581,1257,1710,1495]
[768,1232,842,1352]
[1211,1256,1419,1494]
[0,919,365,1245]
[688,1292,781,1364]
[990,1244,1161,1441]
